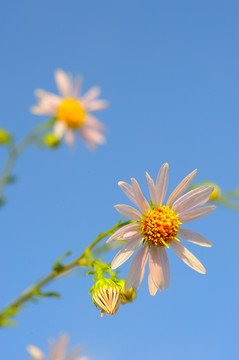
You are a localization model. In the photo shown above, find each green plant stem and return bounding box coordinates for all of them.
[0,119,54,200]
[0,219,132,325]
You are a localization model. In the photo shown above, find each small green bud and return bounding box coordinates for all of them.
[43,133,60,148]
[0,128,11,145]
[207,183,222,201]
[118,280,136,304]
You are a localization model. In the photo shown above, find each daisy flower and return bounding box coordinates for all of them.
[107,163,216,296]
[31,69,108,150]
[27,334,88,360]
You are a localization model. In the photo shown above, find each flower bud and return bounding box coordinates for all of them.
[120,283,136,304]
[0,128,11,145]
[91,279,121,317]
[208,184,222,201]
[43,133,60,148]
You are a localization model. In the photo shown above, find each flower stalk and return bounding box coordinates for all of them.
[0,219,132,327]
[0,118,55,202]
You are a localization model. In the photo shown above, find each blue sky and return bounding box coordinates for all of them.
[0,1,238,359]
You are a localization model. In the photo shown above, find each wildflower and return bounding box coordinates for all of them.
[27,334,88,360]
[91,279,121,317]
[107,163,216,295]
[31,69,108,150]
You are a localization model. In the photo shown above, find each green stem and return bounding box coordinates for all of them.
[0,118,55,200]
[0,219,132,326]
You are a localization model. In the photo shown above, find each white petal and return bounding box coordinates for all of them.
[49,334,68,360]
[156,163,169,205]
[80,86,101,104]
[178,205,216,223]
[145,172,157,204]
[64,347,82,360]
[27,345,44,360]
[118,181,138,207]
[79,127,106,151]
[148,273,158,296]
[131,178,150,213]
[149,247,164,291]
[31,92,60,115]
[111,235,143,269]
[106,223,141,243]
[84,100,108,112]
[114,204,142,221]
[123,231,139,239]
[125,245,149,291]
[73,75,82,98]
[65,130,75,146]
[54,121,67,138]
[167,169,197,207]
[85,114,106,132]
[173,186,214,214]
[161,247,170,289]
[171,241,206,274]
[178,228,212,247]
[55,69,72,97]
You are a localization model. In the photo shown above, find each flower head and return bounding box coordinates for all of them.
[91,278,121,317]
[27,334,88,360]
[31,69,108,150]
[107,163,216,295]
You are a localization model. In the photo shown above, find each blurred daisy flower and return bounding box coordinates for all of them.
[107,163,216,296]
[31,69,108,150]
[27,334,88,360]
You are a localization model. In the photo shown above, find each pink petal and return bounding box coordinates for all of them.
[84,100,108,112]
[31,91,60,115]
[145,172,157,205]
[85,114,106,132]
[148,273,158,296]
[49,334,68,360]
[172,186,214,214]
[106,223,141,243]
[118,181,138,207]
[55,69,72,97]
[65,130,75,146]
[125,245,149,291]
[114,204,142,220]
[80,86,101,104]
[161,247,170,289]
[149,247,164,291]
[131,178,150,213]
[171,240,206,274]
[156,163,169,205]
[178,228,212,247]
[178,205,216,223]
[73,75,82,98]
[79,127,106,151]
[111,235,144,269]
[167,169,197,207]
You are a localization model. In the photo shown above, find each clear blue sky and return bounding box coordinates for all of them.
[0,1,238,359]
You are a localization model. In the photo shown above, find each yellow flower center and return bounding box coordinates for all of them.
[141,206,181,247]
[56,99,86,128]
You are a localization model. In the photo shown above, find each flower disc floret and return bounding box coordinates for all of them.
[141,205,181,247]
[57,98,86,128]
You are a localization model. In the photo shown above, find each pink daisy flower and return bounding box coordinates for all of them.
[107,163,216,296]
[31,69,108,150]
